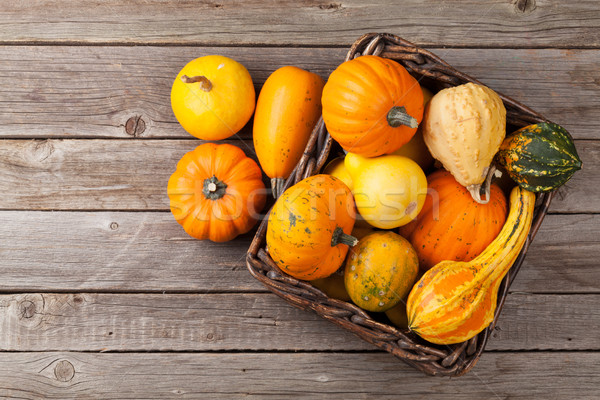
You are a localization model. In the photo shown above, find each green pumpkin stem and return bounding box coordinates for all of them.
[387,106,418,129]
[271,177,285,199]
[202,176,227,200]
[181,75,213,92]
[331,227,358,247]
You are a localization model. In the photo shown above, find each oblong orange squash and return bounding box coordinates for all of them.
[399,170,507,271]
[406,186,536,345]
[253,66,325,197]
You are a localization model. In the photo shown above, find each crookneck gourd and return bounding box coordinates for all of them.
[496,122,582,192]
[423,82,506,204]
[406,186,535,345]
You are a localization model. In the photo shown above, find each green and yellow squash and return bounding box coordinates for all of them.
[496,122,582,192]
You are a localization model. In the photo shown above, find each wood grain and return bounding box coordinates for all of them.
[0,292,596,352]
[0,211,597,293]
[0,351,598,399]
[1,46,598,140]
[1,1,599,48]
[0,139,593,212]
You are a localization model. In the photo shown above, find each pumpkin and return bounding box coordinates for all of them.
[253,66,325,198]
[171,55,255,140]
[391,86,435,171]
[323,157,353,192]
[496,122,582,192]
[167,143,266,242]
[345,231,419,312]
[407,186,535,345]
[399,170,507,271]
[345,152,428,229]
[423,83,506,204]
[266,175,357,280]
[322,55,424,157]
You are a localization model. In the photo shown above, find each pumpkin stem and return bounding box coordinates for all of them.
[387,106,418,129]
[331,227,358,247]
[181,75,213,92]
[271,177,285,199]
[467,165,498,204]
[202,176,227,200]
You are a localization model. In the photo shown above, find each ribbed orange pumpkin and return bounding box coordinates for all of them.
[399,170,507,271]
[321,55,424,157]
[167,143,266,242]
[266,175,357,280]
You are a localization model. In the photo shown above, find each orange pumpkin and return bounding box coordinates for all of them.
[399,170,507,271]
[167,143,266,242]
[321,55,424,157]
[253,66,325,198]
[266,175,356,280]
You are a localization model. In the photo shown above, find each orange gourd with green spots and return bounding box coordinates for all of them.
[407,186,535,345]
[344,231,419,312]
[266,175,357,280]
[399,170,507,271]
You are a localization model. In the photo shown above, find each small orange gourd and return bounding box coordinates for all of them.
[407,186,536,345]
[399,170,507,271]
[167,143,266,242]
[322,55,424,157]
[253,66,325,197]
[266,175,357,280]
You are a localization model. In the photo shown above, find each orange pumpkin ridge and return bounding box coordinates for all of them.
[399,170,507,271]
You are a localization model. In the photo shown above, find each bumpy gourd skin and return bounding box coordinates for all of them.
[423,83,506,199]
[266,175,356,280]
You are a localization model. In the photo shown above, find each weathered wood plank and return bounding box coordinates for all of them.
[0,351,598,399]
[1,1,599,47]
[0,139,594,212]
[0,212,597,293]
[0,292,596,352]
[1,46,598,139]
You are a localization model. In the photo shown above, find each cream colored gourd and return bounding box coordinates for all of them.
[423,83,506,204]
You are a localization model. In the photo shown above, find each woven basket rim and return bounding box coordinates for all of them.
[246,32,555,377]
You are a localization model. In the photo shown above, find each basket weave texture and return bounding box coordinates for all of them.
[246,32,555,376]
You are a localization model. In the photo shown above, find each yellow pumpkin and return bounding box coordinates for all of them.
[323,157,353,192]
[345,153,428,229]
[344,231,419,312]
[171,55,255,140]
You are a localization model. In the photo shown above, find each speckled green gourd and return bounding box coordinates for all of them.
[344,231,419,312]
[496,122,582,192]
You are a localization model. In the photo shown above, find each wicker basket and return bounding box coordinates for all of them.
[246,32,555,376]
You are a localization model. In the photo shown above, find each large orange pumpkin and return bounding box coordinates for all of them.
[266,175,356,280]
[321,55,424,157]
[167,143,266,242]
[399,170,507,271]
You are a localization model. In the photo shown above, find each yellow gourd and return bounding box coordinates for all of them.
[406,186,535,345]
[323,157,353,191]
[345,153,427,229]
[422,83,506,204]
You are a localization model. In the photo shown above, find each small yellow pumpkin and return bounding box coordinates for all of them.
[345,231,419,312]
[171,55,255,140]
[345,152,428,229]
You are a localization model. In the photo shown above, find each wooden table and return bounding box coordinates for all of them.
[1,1,599,398]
